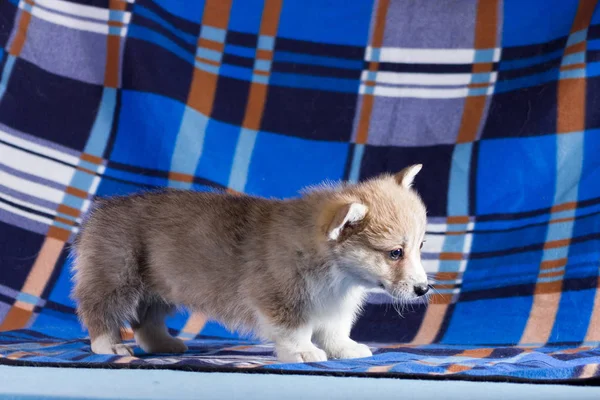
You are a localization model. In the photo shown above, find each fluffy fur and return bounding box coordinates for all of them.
[71,165,429,362]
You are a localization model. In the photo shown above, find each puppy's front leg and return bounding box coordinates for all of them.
[267,324,327,363]
[313,316,372,360]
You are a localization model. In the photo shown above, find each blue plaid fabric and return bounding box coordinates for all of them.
[1,0,600,383]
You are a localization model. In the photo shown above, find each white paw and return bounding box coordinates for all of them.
[329,342,372,360]
[91,341,133,356]
[277,346,328,363]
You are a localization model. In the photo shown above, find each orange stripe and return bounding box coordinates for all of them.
[520,291,562,344]
[447,364,471,373]
[560,63,586,72]
[447,216,470,224]
[409,304,449,345]
[168,171,194,183]
[551,201,577,213]
[195,56,220,67]
[472,63,494,73]
[240,0,282,131]
[460,348,494,358]
[201,0,233,29]
[0,307,32,331]
[355,95,374,144]
[564,41,587,55]
[439,252,463,261]
[473,0,498,49]
[198,38,224,52]
[540,258,567,270]
[80,153,104,165]
[57,204,80,218]
[370,0,390,48]
[570,0,598,32]
[65,186,89,199]
[9,9,32,56]
[54,216,75,226]
[256,49,273,60]
[47,226,71,242]
[543,238,570,250]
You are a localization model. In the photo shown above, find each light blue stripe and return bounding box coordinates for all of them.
[16,292,39,305]
[471,72,491,84]
[252,74,269,84]
[254,59,271,71]
[61,194,84,210]
[257,35,275,50]
[85,88,117,157]
[269,72,358,93]
[447,143,472,216]
[228,129,258,192]
[194,61,220,75]
[224,44,257,58]
[348,144,364,183]
[196,47,222,62]
[0,55,16,101]
[566,28,588,46]
[70,170,95,192]
[132,5,196,44]
[559,68,586,80]
[273,51,364,70]
[499,50,563,71]
[128,26,194,63]
[555,132,584,203]
[169,108,209,186]
[200,26,226,43]
[561,51,585,66]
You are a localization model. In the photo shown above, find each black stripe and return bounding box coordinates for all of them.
[105,161,228,190]
[497,56,561,81]
[135,0,200,36]
[102,88,122,160]
[477,195,600,222]
[226,30,258,48]
[501,36,567,60]
[378,62,476,74]
[271,61,362,79]
[222,53,255,69]
[0,195,56,220]
[469,233,600,260]
[131,13,196,54]
[587,50,600,63]
[427,208,600,236]
[588,24,600,40]
[0,292,14,306]
[275,37,365,60]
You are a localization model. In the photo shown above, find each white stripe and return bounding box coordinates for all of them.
[365,71,498,86]
[0,199,54,226]
[367,71,473,86]
[0,192,58,217]
[422,259,440,273]
[22,3,128,37]
[0,130,80,166]
[427,224,447,233]
[35,0,109,21]
[0,170,66,204]
[0,143,75,186]
[88,176,102,195]
[362,85,470,99]
[370,47,478,64]
[423,234,444,253]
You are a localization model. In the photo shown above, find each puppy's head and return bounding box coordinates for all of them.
[321,165,429,301]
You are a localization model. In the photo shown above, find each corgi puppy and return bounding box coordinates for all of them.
[72,164,428,362]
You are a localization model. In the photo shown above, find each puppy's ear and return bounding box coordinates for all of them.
[394,164,422,188]
[326,203,368,241]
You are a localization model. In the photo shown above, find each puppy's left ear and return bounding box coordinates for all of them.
[394,164,422,188]
[326,203,368,241]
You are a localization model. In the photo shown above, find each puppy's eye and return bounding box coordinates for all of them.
[389,248,403,260]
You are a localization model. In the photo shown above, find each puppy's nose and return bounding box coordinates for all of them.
[414,283,429,297]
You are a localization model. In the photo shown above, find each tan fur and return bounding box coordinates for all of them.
[72,165,428,362]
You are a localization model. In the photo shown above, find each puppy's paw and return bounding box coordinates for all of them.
[277,346,328,363]
[330,342,372,360]
[91,340,133,356]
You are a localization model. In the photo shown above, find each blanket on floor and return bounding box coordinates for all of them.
[1,0,600,384]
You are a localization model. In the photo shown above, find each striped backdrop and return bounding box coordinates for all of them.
[1,0,600,382]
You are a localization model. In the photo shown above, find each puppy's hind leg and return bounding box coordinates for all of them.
[132,301,188,354]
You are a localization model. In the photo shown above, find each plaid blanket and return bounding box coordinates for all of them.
[1,0,600,384]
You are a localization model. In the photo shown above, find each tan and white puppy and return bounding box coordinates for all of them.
[72,165,429,363]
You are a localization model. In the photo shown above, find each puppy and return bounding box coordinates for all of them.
[71,164,429,362]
